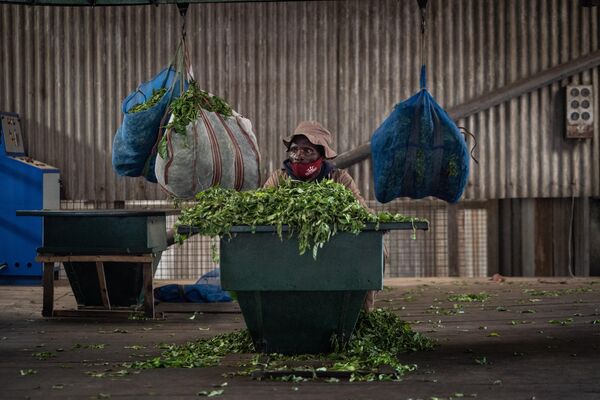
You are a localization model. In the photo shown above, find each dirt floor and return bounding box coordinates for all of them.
[1,277,600,399]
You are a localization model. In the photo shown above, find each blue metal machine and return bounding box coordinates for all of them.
[0,112,60,285]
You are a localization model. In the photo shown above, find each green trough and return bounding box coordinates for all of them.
[180,221,428,354]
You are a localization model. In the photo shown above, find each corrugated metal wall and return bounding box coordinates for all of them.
[494,197,590,277]
[1,0,599,201]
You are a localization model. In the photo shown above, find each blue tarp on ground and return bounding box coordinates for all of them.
[154,268,232,303]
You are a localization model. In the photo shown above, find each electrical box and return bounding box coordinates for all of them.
[0,112,60,285]
[566,85,594,139]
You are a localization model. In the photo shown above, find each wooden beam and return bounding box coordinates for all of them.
[42,262,54,317]
[447,204,459,277]
[95,261,111,310]
[553,199,571,276]
[36,255,154,263]
[574,197,590,277]
[332,142,371,170]
[52,309,140,319]
[333,50,600,169]
[499,200,513,276]
[142,262,155,318]
[445,50,600,120]
[156,302,241,314]
[534,199,554,276]
[520,199,536,277]
[486,200,500,277]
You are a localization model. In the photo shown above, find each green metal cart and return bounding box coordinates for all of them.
[179,221,428,354]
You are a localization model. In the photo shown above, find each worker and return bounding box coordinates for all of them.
[263,120,378,312]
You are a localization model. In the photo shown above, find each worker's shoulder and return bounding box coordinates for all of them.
[328,168,355,184]
[263,169,287,188]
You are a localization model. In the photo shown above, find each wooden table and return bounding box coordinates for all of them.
[17,209,177,319]
[37,253,159,319]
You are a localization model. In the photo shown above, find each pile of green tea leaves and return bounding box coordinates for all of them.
[175,178,426,258]
[166,80,233,135]
[126,330,254,369]
[128,88,167,113]
[126,310,434,382]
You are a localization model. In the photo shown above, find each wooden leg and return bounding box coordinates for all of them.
[42,262,54,317]
[95,261,111,310]
[142,262,154,318]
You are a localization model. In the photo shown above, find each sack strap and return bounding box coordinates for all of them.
[143,1,195,179]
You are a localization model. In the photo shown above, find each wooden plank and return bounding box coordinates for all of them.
[486,200,500,276]
[574,197,590,276]
[499,199,513,275]
[36,254,155,263]
[590,199,600,276]
[520,199,535,277]
[552,199,571,276]
[511,199,523,276]
[77,305,135,311]
[446,49,600,120]
[535,199,554,276]
[42,262,54,317]
[95,261,111,310]
[447,204,459,277]
[52,309,140,319]
[156,302,242,314]
[142,262,155,319]
[456,207,466,276]
[331,142,370,169]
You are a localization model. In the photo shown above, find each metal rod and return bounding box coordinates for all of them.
[1,0,344,6]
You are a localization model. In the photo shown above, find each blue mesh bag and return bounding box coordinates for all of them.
[112,65,186,183]
[371,66,470,203]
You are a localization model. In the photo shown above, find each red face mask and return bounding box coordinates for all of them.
[290,158,323,180]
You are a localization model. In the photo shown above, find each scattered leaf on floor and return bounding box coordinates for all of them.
[197,389,224,397]
[20,369,37,376]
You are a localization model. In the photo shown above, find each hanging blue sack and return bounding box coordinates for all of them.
[371,66,470,203]
[112,65,186,183]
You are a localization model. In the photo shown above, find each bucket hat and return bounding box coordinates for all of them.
[283,121,337,159]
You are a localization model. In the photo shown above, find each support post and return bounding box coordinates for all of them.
[95,261,111,309]
[447,204,459,277]
[42,262,54,317]
[142,262,155,318]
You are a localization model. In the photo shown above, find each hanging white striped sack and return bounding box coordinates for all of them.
[155,108,261,199]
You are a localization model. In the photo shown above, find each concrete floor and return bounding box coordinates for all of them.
[1,277,600,399]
